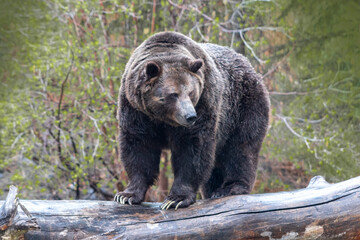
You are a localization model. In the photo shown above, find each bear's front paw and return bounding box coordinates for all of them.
[114,190,144,205]
[160,193,196,210]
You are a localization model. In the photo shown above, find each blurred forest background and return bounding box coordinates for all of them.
[0,0,359,201]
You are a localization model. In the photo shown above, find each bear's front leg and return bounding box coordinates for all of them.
[114,132,161,205]
[160,132,215,210]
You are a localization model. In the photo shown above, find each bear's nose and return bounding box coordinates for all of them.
[185,113,197,124]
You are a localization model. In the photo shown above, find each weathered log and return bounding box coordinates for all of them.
[1,176,360,239]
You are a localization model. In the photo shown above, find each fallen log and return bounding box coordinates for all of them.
[1,176,360,239]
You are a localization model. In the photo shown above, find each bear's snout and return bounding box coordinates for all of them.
[174,98,197,127]
[185,112,197,124]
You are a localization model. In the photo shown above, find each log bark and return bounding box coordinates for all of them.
[1,176,360,239]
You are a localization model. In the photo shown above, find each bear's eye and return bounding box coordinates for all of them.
[189,91,195,99]
[159,97,165,102]
[167,93,179,99]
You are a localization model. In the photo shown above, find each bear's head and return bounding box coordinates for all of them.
[133,57,204,127]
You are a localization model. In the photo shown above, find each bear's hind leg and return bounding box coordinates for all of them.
[201,167,223,199]
[211,133,262,198]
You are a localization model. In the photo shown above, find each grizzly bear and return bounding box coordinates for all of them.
[114,32,269,210]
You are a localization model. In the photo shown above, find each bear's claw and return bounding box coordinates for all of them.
[175,201,183,210]
[160,200,174,210]
[160,190,196,210]
[114,192,137,205]
[161,199,182,210]
[160,194,194,210]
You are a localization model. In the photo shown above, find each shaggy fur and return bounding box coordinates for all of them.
[115,32,270,209]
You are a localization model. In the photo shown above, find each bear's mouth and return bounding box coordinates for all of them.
[172,112,197,127]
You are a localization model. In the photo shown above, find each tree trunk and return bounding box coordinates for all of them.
[1,176,360,239]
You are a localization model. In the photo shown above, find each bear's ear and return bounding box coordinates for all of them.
[188,59,203,73]
[145,62,161,79]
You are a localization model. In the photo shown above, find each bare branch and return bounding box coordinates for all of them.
[151,0,156,33]
[82,110,102,135]
[276,114,324,148]
[10,132,25,149]
[269,91,309,96]
[239,31,265,64]
[56,47,74,164]
[92,137,100,161]
[168,0,286,64]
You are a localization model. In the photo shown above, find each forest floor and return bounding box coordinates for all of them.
[254,158,313,193]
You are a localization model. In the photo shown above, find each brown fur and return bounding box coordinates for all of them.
[115,32,270,209]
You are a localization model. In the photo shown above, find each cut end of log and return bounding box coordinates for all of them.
[0,185,18,231]
[0,185,39,234]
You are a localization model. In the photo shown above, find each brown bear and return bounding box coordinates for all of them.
[114,32,269,210]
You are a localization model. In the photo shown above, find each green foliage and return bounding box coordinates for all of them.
[1,0,277,199]
[0,0,357,200]
[265,0,360,181]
